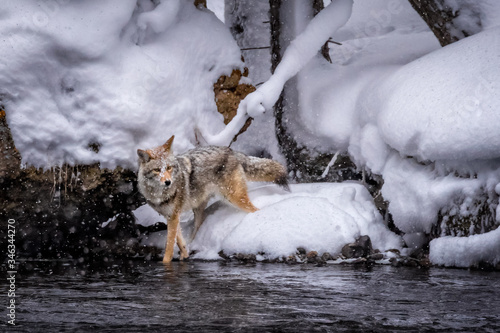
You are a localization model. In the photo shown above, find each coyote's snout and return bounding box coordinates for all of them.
[137,135,289,263]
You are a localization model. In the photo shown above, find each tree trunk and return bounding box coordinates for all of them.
[269,0,361,183]
[408,0,482,46]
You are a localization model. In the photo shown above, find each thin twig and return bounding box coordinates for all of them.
[240,46,271,51]
[327,38,342,46]
[228,117,253,148]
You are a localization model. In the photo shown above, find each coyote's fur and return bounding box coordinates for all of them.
[137,135,289,263]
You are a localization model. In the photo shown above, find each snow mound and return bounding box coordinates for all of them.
[186,183,402,260]
[345,25,500,258]
[430,227,500,268]
[135,183,402,260]
[220,197,359,257]
[376,27,500,161]
[1,1,242,169]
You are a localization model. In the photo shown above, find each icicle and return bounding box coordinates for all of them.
[320,151,339,179]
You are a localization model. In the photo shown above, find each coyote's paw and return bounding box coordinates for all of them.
[162,254,173,264]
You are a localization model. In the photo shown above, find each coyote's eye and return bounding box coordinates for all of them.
[152,168,161,174]
[166,165,173,172]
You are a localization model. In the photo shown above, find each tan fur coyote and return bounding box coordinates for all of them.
[137,135,289,263]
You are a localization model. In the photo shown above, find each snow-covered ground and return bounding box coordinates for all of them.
[135,182,402,260]
[2,0,500,268]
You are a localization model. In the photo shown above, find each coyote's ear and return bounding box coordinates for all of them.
[162,135,175,153]
[137,149,151,163]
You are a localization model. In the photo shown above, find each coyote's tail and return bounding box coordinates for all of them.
[238,154,290,191]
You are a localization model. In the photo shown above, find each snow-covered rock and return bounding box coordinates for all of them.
[0,0,242,169]
[136,183,403,260]
[430,227,500,268]
[376,27,500,162]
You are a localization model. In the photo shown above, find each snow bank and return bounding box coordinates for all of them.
[290,1,500,266]
[1,0,242,169]
[294,0,440,152]
[380,154,483,234]
[353,27,500,237]
[136,183,402,260]
[376,26,500,161]
[430,227,500,268]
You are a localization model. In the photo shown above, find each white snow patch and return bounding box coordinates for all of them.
[133,204,166,227]
[1,0,242,169]
[430,227,500,267]
[189,183,402,260]
[380,153,482,234]
[376,27,500,162]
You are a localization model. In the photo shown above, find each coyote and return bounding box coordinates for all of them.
[137,135,289,263]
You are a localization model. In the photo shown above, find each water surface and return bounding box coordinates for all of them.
[3,260,499,332]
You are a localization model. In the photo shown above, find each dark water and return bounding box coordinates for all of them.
[2,260,500,332]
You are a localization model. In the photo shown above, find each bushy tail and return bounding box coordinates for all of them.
[238,155,290,191]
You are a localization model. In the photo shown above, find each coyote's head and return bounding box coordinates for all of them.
[137,135,178,188]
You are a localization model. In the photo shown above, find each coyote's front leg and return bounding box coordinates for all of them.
[163,213,179,263]
[163,211,189,263]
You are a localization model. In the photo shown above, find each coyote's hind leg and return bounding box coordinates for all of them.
[219,167,258,213]
[190,199,208,242]
[176,224,189,260]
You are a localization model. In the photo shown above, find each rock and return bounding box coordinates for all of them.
[1,110,143,262]
[213,69,256,125]
[386,249,401,255]
[2,162,143,260]
[315,257,327,266]
[405,258,419,267]
[390,257,401,267]
[321,252,332,261]
[369,253,384,261]
[306,251,318,259]
[297,247,306,255]
[341,235,373,258]
[352,258,367,265]
[218,250,229,260]
[286,255,299,264]
[232,253,257,263]
[243,254,256,262]
[419,258,431,268]
[306,251,318,261]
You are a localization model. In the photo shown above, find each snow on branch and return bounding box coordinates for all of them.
[202,0,354,147]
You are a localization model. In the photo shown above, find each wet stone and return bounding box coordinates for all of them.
[369,253,384,261]
[218,250,229,260]
[352,258,367,265]
[321,252,332,261]
[419,258,431,268]
[306,251,318,262]
[342,235,373,259]
[297,247,306,255]
[243,254,256,262]
[390,257,401,267]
